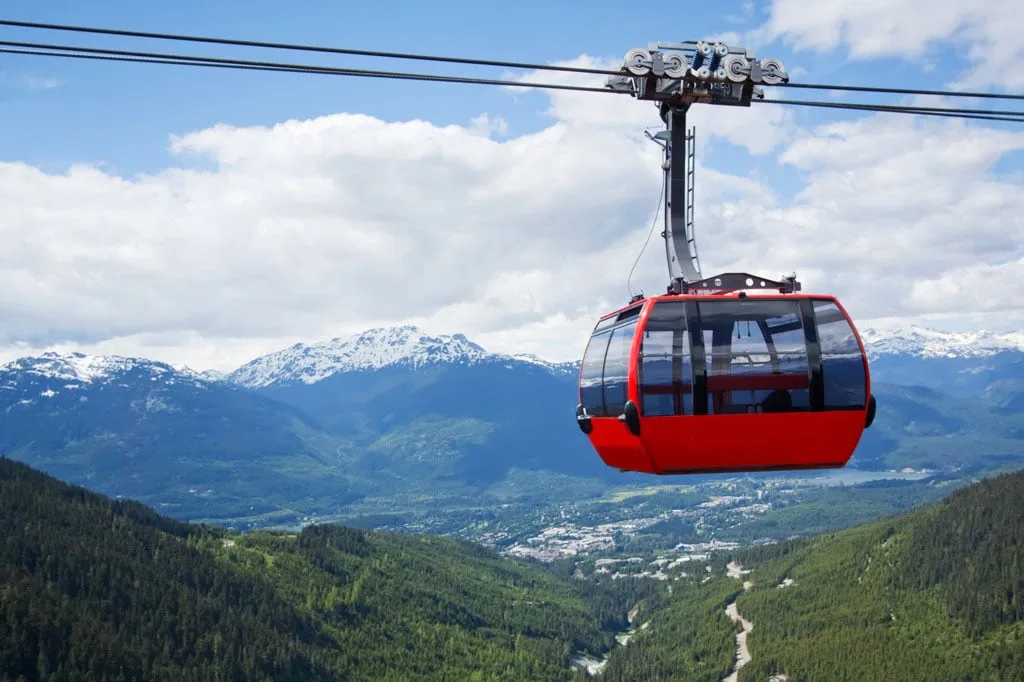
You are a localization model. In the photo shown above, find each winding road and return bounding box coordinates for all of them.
[723,562,754,682]
[722,562,792,682]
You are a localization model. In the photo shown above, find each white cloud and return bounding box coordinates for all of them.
[468,113,508,138]
[723,114,1024,324]
[0,52,1020,372]
[760,0,1024,90]
[0,72,62,92]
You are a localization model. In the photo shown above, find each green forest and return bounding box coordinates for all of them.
[2,456,1022,681]
[0,457,645,681]
[607,469,1024,681]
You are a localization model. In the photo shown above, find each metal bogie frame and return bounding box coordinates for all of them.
[604,40,789,109]
[607,40,790,297]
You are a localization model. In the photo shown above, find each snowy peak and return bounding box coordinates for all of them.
[1,351,206,384]
[227,322,1024,392]
[227,325,579,389]
[510,353,579,374]
[341,325,489,365]
[0,352,214,392]
[859,326,1024,359]
[194,368,229,382]
[228,325,500,389]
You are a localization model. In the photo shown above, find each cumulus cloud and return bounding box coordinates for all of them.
[0,48,1020,371]
[0,97,659,366]
[715,115,1024,325]
[760,0,1024,90]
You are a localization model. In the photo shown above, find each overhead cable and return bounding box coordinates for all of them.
[755,98,1024,123]
[3,17,1024,103]
[3,39,1022,123]
[775,81,1024,102]
[0,18,623,77]
[0,40,613,94]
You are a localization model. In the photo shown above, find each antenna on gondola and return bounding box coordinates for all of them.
[606,40,798,296]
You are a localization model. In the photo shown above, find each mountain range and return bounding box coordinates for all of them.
[0,323,1021,527]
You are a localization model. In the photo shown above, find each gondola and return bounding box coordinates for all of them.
[575,273,876,474]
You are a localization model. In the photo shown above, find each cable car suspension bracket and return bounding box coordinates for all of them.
[680,272,801,295]
[604,40,789,108]
[605,41,791,296]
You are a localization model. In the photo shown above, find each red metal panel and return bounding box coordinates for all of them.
[585,418,655,473]
[642,410,865,473]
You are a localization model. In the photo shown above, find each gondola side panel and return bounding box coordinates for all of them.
[576,303,655,473]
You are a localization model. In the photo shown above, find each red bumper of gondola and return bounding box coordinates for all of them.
[584,417,658,474]
[584,409,866,475]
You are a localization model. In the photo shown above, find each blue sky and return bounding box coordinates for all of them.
[2,0,1014,177]
[0,0,1021,368]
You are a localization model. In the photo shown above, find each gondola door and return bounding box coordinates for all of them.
[679,298,817,472]
[634,299,696,474]
[638,297,826,473]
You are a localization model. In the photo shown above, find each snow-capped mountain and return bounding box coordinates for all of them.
[0,320,1020,528]
[7,324,1020,400]
[859,326,1024,359]
[0,350,359,526]
[0,329,615,525]
[195,369,228,382]
[0,351,211,401]
[228,325,577,389]
[852,326,1024,396]
[222,325,605,482]
[224,323,1024,393]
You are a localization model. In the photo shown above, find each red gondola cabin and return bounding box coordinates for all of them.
[575,284,876,475]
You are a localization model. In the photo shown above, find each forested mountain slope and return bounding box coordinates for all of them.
[0,457,634,681]
[602,469,1024,681]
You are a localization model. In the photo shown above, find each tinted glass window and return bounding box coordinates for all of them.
[592,316,617,335]
[579,316,639,417]
[764,309,811,409]
[592,304,641,335]
[813,299,866,409]
[580,331,610,416]
[616,305,642,323]
[695,299,810,414]
[603,322,636,415]
[639,301,691,417]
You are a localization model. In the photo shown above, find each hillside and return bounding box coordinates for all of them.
[0,457,631,681]
[0,352,367,525]
[228,326,607,483]
[851,381,1024,472]
[603,469,1024,681]
[863,325,1024,396]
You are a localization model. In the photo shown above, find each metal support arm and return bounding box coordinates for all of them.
[662,107,701,290]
